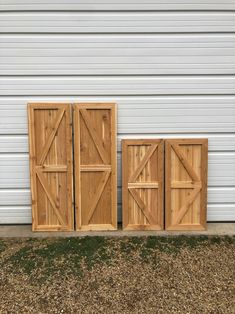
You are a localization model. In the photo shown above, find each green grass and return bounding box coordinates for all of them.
[5,237,111,279]
[1,236,234,282]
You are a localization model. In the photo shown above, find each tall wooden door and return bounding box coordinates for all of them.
[28,104,73,231]
[165,139,208,230]
[122,140,164,230]
[74,103,117,231]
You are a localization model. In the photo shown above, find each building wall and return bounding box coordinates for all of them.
[0,0,235,223]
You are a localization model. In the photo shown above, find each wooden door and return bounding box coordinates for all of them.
[28,104,73,231]
[74,103,117,231]
[165,139,208,230]
[122,140,164,230]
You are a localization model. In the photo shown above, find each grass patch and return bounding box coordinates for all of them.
[139,235,235,261]
[1,235,234,281]
[5,237,111,280]
[120,237,144,254]
[144,235,234,251]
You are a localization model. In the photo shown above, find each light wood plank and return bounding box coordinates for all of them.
[173,187,201,225]
[80,108,109,165]
[36,169,66,226]
[124,224,162,231]
[38,108,65,165]
[129,188,158,225]
[129,144,158,182]
[28,105,38,230]
[80,165,111,172]
[35,225,71,231]
[36,165,67,172]
[171,142,200,182]
[128,182,159,189]
[79,224,116,231]
[171,181,202,189]
[86,171,111,224]
[201,140,208,228]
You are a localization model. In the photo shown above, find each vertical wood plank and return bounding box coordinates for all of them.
[122,140,129,229]
[28,105,37,230]
[201,139,208,228]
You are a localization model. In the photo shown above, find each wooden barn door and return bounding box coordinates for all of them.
[165,139,208,230]
[122,140,164,230]
[28,104,73,231]
[74,103,117,231]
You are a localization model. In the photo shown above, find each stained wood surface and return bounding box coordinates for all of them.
[28,103,73,231]
[165,139,208,230]
[122,139,164,230]
[74,103,117,231]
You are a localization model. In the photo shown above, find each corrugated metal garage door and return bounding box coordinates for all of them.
[0,0,234,223]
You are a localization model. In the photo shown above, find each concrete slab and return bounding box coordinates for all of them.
[0,223,234,238]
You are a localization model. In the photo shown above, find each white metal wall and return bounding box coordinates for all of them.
[0,0,235,223]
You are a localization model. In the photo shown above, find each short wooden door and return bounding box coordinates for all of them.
[74,103,117,231]
[28,104,73,231]
[122,140,164,230]
[165,139,208,230]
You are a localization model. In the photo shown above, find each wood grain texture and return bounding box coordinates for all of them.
[165,139,208,231]
[27,103,73,231]
[74,103,117,231]
[122,139,164,231]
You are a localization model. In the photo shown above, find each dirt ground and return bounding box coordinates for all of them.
[0,236,234,314]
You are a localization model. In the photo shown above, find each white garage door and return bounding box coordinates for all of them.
[0,0,234,223]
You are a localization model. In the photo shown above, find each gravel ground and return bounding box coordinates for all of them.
[0,236,234,314]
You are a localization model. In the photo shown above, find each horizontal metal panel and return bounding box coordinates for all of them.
[1,134,235,153]
[0,0,234,11]
[0,135,29,152]
[1,76,235,96]
[0,206,31,224]
[0,155,30,188]
[207,153,235,187]
[208,188,235,203]
[1,35,235,75]
[0,190,30,205]
[1,96,235,134]
[0,153,234,188]
[207,204,235,221]
[1,12,235,33]
[3,34,235,47]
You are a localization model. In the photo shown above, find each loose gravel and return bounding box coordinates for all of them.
[0,236,234,314]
